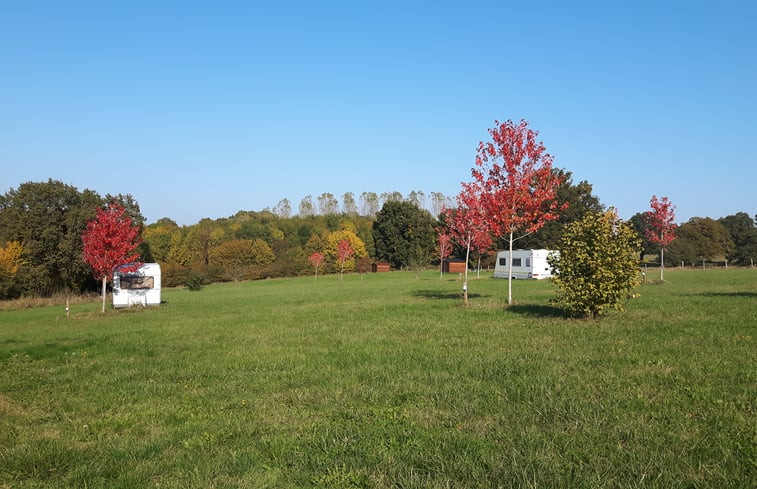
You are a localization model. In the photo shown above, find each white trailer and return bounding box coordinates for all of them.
[493,249,557,280]
[113,263,161,308]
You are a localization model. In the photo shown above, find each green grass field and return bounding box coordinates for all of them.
[1,269,755,488]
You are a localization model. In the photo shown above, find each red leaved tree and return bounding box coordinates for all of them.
[643,195,677,281]
[337,239,353,281]
[472,119,566,305]
[82,202,142,312]
[309,251,325,282]
[436,229,451,280]
[444,182,490,305]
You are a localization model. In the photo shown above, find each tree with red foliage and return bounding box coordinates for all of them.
[436,229,451,280]
[82,202,142,312]
[337,239,353,281]
[309,251,325,282]
[444,182,490,305]
[468,210,494,279]
[472,119,566,305]
[643,195,677,281]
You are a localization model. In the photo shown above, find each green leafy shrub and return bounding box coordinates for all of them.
[182,269,207,291]
[549,210,641,318]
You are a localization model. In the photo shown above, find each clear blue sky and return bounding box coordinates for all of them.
[2,1,755,226]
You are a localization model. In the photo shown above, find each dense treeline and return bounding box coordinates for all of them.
[629,212,757,267]
[0,180,145,298]
[1,178,755,299]
[141,211,379,287]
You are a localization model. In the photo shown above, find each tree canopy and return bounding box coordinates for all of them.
[373,201,437,270]
[718,212,757,265]
[515,169,604,249]
[666,217,734,265]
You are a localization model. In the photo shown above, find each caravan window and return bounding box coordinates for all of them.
[499,258,506,266]
[513,258,522,267]
[526,258,531,267]
[120,275,154,290]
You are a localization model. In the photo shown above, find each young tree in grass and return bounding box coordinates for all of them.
[82,202,142,312]
[469,215,493,279]
[549,210,641,319]
[444,183,490,305]
[643,195,677,281]
[337,239,353,280]
[436,229,451,280]
[309,251,324,282]
[324,227,368,273]
[471,119,566,305]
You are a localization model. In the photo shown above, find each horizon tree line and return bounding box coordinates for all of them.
[267,190,455,219]
[1,176,755,299]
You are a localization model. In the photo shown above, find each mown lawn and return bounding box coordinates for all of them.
[0,269,755,488]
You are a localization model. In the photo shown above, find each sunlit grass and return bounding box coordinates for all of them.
[1,269,755,487]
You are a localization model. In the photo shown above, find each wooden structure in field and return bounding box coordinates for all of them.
[372,262,390,273]
[443,259,467,274]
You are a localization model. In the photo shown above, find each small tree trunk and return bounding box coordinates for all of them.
[463,233,471,306]
[660,248,665,282]
[101,275,107,313]
[507,232,513,305]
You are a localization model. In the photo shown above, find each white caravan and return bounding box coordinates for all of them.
[113,263,161,308]
[493,249,557,280]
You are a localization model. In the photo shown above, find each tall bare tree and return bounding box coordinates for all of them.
[299,195,314,217]
[317,193,339,215]
[360,192,379,217]
[342,192,358,216]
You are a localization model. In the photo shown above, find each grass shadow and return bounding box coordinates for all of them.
[412,289,485,300]
[508,303,568,318]
[687,291,757,298]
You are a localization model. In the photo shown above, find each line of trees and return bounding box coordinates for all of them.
[270,191,454,219]
[0,180,145,298]
[1,177,755,300]
[629,212,756,267]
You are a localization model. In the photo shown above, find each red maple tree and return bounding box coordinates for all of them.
[444,183,491,305]
[309,251,325,282]
[337,239,354,281]
[472,119,566,305]
[82,202,142,312]
[436,229,451,280]
[643,195,677,281]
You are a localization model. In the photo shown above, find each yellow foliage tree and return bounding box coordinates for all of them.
[166,231,191,266]
[0,240,25,298]
[0,241,24,276]
[324,229,368,272]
